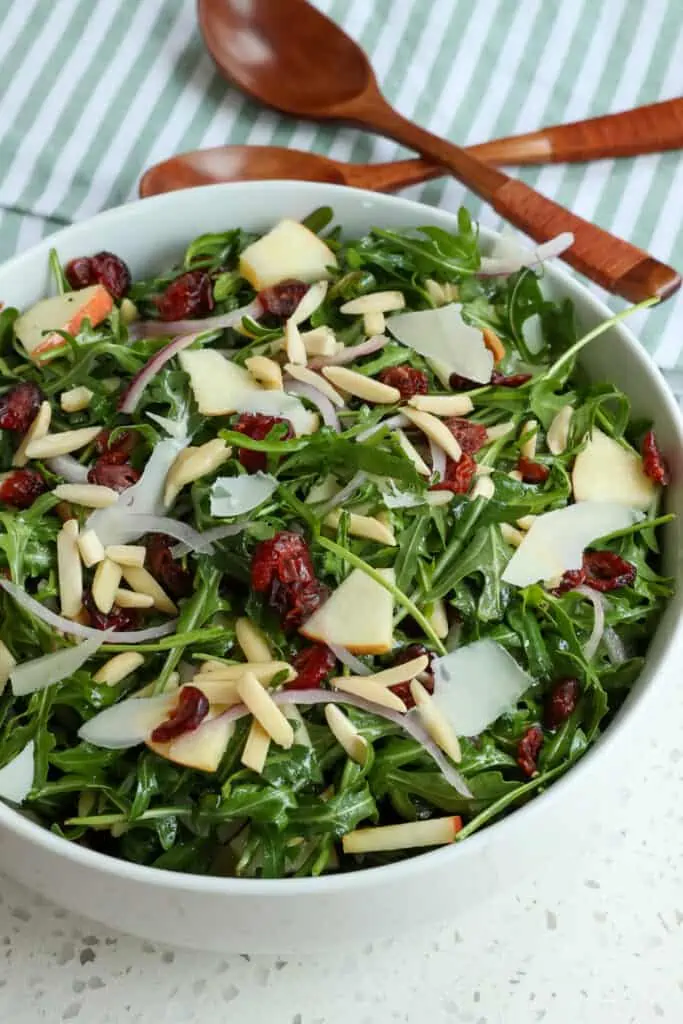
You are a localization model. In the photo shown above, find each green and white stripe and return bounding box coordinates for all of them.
[0,0,682,366]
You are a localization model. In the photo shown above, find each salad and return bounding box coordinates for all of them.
[0,207,673,878]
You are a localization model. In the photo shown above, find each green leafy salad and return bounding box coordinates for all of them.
[0,206,673,878]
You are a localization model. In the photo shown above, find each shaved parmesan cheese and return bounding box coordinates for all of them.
[11,635,103,696]
[387,303,494,383]
[501,502,642,588]
[379,481,424,509]
[0,741,34,804]
[210,472,278,517]
[572,429,658,509]
[78,693,176,749]
[300,568,395,654]
[432,639,534,736]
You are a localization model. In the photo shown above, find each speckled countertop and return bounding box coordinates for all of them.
[2,672,682,1024]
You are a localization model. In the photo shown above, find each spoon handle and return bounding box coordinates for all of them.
[354,99,681,302]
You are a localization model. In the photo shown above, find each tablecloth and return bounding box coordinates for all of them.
[0,0,682,363]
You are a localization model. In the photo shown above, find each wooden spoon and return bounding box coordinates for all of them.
[140,98,683,198]
[197,0,681,303]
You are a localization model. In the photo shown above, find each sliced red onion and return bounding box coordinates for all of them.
[328,644,372,676]
[478,232,574,277]
[319,470,367,514]
[0,579,177,644]
[113,514,215,554]
[170,520,254,559]
[221,689,472,797]
[132,298,262,339]
[429,438,447,482]
[285,380,340,432]
[309,334,389,369]
[355,413,408,443]
[573,585,605,662]
[46,455,89,484]
[119,333,200,414]
[603,625,627,666]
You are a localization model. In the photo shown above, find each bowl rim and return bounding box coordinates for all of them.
[1,179,681,896]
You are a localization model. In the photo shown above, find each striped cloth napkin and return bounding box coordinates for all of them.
[0,0,682,369]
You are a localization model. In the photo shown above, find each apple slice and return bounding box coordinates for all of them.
[15,285,113,359]
[239,219,337,289]
[147,713,234,772]
[300,568,395,654]
[572,428,658,509]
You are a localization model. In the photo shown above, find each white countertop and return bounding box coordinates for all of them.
[1,680,681,1023]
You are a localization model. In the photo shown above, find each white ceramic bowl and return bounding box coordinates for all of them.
[0,182,681,953]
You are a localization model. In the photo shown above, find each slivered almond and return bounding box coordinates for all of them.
[120,566,177,615]
[402,407,462,462]
[482,327,505,363]
[93,652,144,686]
[236,671,294,748]
[235,617,272,663]
[105,545,146,568]
[53,483,118,508]
[426,490,454,506]
[120,298,138,325]
[519,419,538,460]
[471,475,495,500]
[196,660,295,683]
[25,425,102,460]
[361,655,430,688]
[486,420,515,442]
[192,678,242,704]
[500,523,525,547]
[332,676,407,712]
[340,291,405,315]
[547,404,573,455]
[516,514,536,531]
[77,528,105,568]
[285,317,307,366]
[324,509,396,546]
[0,639,16,691]
[408,394,474,417]
[291,280,328,326]
[241,719,271,773]
[324,704,368,764]
[164,439,231,508]
[508,469,523,482]
[57,519,82,619]
[92,558,122,614]
[424,280,459,307]
[396,428,430,476]
[245,355,283,390]
[300,326,340,356]
[475,464,493,475]
[60,386,93,413]
[342,816,459,854]
[322,366,400,404]
[427,599,449,640]
[13,400,52,467]
[114,588,154,609]
[410,679,462,763]
[363,311,385,336]
[285,363,345,407]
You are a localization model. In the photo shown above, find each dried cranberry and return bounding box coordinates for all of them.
[0,382,43,433]
[65,251,131,300]
[449,372,479,391]
[146,533,193,600]
[517,456,550,484]
[444,417,488,454]
[150,685,209,743]
[642,429,670,485]
[234,413,294,473]
[83,590,139,632]
[0,469,47,509]
[88,460,140,492]
[517,725,544,777]
[490,370,532,388]
[582,550,636,592]
[545,679,581,730]
[431,452,478,494]
[94,429,138,463]
[252,532,316,593]
[390,644,435,708]
[281,580,329,631]
[156,270,214,321]
[291,644,337,689]
[257,280,308,320]
[551,568,586,595]
[378,366,429,400]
